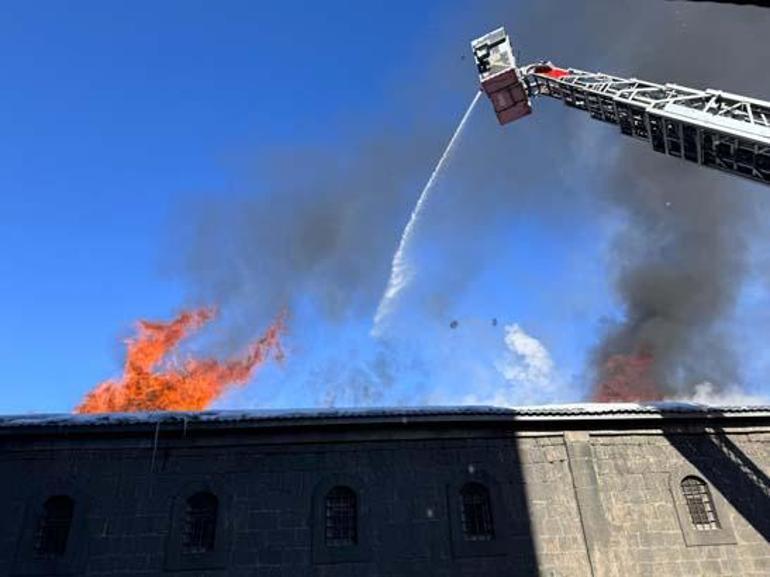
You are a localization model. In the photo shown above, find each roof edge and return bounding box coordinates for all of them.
[0,403,768,433]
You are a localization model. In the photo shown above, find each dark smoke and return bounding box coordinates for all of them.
[595,157,751,392]
[425,0,770,398]
[589,2,769,396]
[171,0,770,404]
[171,133,443,331]
[495,0,770,396]
[167,16,570,341]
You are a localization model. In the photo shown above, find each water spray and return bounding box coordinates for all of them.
[371,90,482,337]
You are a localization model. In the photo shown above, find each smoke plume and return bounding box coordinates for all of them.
[680,382,770,405]
[574,1,770,397]
[482,0,770,398]
[170,0,770,406]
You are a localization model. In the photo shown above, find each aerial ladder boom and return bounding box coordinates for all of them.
[471,28,770,186]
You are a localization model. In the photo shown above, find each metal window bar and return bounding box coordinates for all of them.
[183,492,218,553]
[325,487,357,547]
[34,496,74,559]
[460,484,494,541]
[681,477,721,531]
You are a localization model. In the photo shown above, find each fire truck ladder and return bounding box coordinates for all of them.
[472,28,770,186]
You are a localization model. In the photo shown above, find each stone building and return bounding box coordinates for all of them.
[0,404,768,577]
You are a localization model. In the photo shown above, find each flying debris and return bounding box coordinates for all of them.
[449,318,499,330]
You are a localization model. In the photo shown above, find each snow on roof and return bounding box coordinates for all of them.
[0,403,768,430]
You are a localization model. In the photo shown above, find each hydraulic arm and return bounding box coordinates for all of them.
[471,28,770,186]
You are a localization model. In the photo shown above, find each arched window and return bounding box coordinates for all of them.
[183,492,218,553]
[34,496,74,558]
[681,476,720,531]
[324,486,357,547]
[460,483,494,541]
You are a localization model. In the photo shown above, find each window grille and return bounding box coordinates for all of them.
[34,496,74,559]
[325,486,357,546]
[681,476,720,531]
[183,492,218,553]
[460,483,494,541]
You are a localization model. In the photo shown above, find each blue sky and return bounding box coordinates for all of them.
[0,1,444,412]
[1,1,768,414]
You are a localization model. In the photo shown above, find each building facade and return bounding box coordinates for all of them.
[0,404,768,577]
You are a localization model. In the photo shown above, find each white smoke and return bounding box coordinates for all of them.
[675,382,769,406]
[463,323,568,406]
[497,324,554,386]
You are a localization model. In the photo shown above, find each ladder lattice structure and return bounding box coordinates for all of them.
[524,66,770,185]
[471,27,770,186]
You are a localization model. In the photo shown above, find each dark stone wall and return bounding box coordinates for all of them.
[0,426,540,577]
[1,418,768,577]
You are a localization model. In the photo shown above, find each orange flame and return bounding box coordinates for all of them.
[593,351,663,402]
[75,308,285,413]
